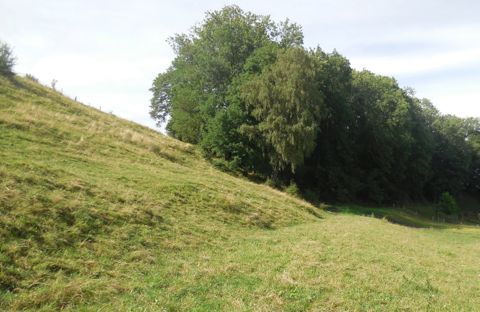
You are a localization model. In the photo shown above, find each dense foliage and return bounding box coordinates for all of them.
[0,41,15,76]
[150,6,480,207]
[438,192,459,216]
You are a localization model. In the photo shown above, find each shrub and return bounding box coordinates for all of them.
[0,41,16,76]
[303,189,319,204]
[265,178,282,189]
[264,178,274,187]
[438,192,459,216]
[25,73,39,82]
[284,182,300,197]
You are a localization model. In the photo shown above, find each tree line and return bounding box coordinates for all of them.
[150,6,479,207]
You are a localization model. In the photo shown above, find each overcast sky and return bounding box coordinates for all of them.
[2,0,479,131]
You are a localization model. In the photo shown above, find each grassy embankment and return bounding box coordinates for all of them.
[1,76,479,311]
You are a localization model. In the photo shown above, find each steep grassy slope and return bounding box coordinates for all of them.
[1,76,480,311]
[0,76,318,310]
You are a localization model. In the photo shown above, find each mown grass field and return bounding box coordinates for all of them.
[1,75,480,311]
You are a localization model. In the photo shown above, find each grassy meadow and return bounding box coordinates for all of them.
[1,75,480,311]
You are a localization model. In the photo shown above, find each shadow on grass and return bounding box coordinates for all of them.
[323,204,454,229]
[203,157,475,229]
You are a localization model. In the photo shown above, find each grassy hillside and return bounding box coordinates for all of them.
[1,75,480,311]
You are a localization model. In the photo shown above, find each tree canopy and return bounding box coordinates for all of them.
[150,5,480,208]
[0,40,16,76]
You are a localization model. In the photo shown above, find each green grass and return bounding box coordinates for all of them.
[1,75,480,311]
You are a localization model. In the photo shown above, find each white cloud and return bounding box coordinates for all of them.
[350,47,480,76]
[433,93,480,118]
[1,0,479,131]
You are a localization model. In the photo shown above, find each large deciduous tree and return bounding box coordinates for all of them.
[242,47,324,172]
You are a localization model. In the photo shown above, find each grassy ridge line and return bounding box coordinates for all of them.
[0,76,319,310]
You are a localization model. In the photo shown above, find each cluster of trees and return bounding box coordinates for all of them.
[0,40,15,76]
[150,6,479,206]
